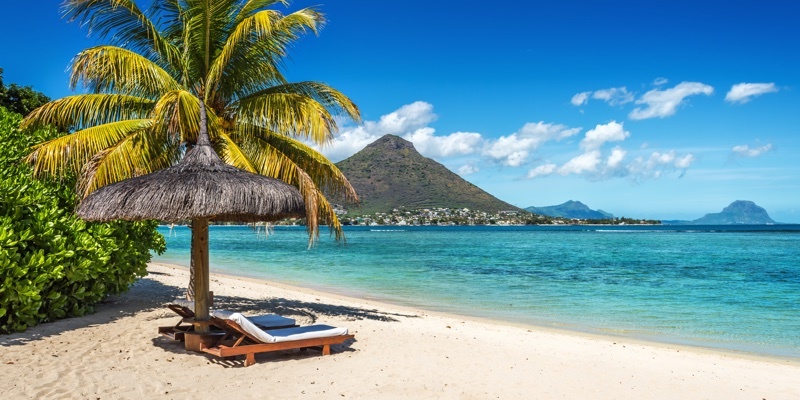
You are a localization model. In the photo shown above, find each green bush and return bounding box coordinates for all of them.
[0,107,165,333]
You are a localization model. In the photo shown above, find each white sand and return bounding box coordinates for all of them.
[2,262,798,399]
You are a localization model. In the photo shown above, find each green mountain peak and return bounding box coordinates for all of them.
[336,135,519,215]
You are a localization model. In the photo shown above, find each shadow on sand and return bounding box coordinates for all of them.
[2,269,415,349]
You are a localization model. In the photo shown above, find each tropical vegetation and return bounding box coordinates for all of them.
[22,0,361,241]
[0,105,165,333]
[0,68,50,115]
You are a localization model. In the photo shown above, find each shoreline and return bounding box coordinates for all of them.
[154,261,800,366]
[3,262,799,399]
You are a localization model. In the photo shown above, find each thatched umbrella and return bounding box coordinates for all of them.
[77,101,305,332]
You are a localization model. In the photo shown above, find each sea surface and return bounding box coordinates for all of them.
[153,224,800,359]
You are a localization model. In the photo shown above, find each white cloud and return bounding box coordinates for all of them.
[606,147,627,168]
[525,145,695,182]
[558,151,602,175]
[571,91,591,106]
[626,150,696,180]
[319,125,386,161]
[580,121,630,151]
[405,129,482,158]
[571,87,634,107]
[725,83,778,104]
[732,143,773,158]
[374,101,437,134]
[592,87,634,106]
[320,101,484,161]
[484,135,534,167]
[484,122,581,167]
[674,154,695,169]
[526,163,557,178]
[629,81,714,120]
[653,77,668,86]
[458,162,479,175]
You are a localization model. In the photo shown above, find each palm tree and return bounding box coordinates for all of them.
[22,0,360,298]
[23,0,358,235]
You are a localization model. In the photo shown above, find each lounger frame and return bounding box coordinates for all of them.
[201,317,354,367]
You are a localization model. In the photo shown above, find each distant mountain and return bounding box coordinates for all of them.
[525,200,614,220]
[692,200,775,224]
[335,135,520,215]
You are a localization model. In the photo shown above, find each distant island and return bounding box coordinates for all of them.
[663,200,776,225]
[526,200,614,220]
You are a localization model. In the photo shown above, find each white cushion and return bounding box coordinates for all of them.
[228,312,348,344]
[212,309,296,329]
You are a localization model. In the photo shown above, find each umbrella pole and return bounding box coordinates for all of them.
[191,217,211,333]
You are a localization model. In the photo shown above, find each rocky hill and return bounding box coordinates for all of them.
[525,200,614,220]
[335,135,520,215]
[692,200,775,224]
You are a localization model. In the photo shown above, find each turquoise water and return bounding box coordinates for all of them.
[153,225,800,358]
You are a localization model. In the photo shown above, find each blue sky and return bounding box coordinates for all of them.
[2,1,799,222]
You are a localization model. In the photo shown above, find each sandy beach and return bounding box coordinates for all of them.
[2,262,798,400]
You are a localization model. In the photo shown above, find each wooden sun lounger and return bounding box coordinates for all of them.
[158,303,206,341]
[201,315,354,367]
[158,297,296,341]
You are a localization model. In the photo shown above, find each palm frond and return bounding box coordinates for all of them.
[76,127,179,197]
[21,94,154,131]
[244,140,322,240]
[62,0,181,70]
[267,81,360,123]
[215,129,257,172]
[236,0,287,23]
[237,127,357,241]
[211,8,324,102]
[206,8,284,100]
[243,128,358,202]
[70,46,180,98]
[25,119,153,178]
[182,0,240,77]
[151,90,200,144]
[233,92,336,144]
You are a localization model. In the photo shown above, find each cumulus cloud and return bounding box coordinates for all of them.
[558,151,602,175]
[526,163,557,178]
[406,129,483,158]
[571,91,591,106]
[525,146,695,182]
[732,143,773,158]
[318,101,485,161]
[725,83,778,104]
[374,101,437,134]
[318,101,436,160]
[606,147,627,168]
[580,121,630,151]
[571,87,634,107]
[626,151,696,180]
[628,81,714,120]
[592,87,634,106]
[457,162,479,175]
[653,77,668,86]
[484,122,581,167]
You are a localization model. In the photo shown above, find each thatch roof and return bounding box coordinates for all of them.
[76,104,305,223]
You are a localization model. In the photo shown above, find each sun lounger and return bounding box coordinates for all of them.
[201,312,354,367]
[158,300,297,341]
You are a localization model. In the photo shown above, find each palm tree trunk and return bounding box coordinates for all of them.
[190,217,210,333]
[187,237,196,301]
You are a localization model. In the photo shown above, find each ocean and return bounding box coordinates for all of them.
[153,224,800,359]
